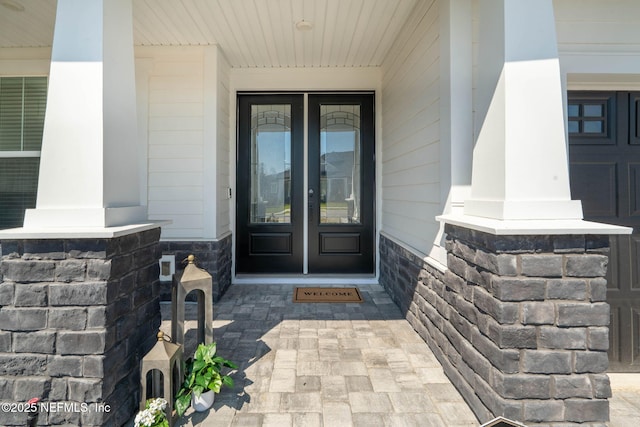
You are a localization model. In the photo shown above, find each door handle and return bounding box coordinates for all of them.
[308,189,314,222]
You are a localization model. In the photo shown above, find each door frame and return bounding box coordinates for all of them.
[229,73,381,283]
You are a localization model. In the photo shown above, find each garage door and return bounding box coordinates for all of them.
[568,91,640,372]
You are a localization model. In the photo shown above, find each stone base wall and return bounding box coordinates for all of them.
[0,228,162,426]
[158,234,232,302]
[380,228,612,426]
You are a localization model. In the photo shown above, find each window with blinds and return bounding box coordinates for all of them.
[0,77,47,229]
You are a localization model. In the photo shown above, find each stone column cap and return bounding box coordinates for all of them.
[437,214,631,236]
[0,221,170,240]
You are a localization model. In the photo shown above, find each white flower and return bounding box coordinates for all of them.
[134,398,168,427]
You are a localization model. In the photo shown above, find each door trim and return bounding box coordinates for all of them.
[233,91,376,277]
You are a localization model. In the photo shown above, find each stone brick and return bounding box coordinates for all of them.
[0,308,47,331]
[553,235,586,253]
[55,259,87,282]
[86,306,107,328]
[0,331,11,351]
[47,355,83,377]
[23,240,65,260]
[48,308,88,330]
[48,408,81,427]
[575,351,608,373]
[0,354,47,375]
[552,375,593,399]
[590,374,612,399]
[0,240,22,258]
[13,377,51,401]
[472,329,520,374]
[557,302,609,327]
[49,377,68,400]
[589,278,608,302]
[446,254,467,282]
[487,322,537,349]
[13,331,56,354]
[491,277,546,301]
[565,255,608,277]
[521,254,563,277]
[0,378,14,399]
[475,250,518,276]
[538,326,587,350]
[110,255,135,280]
[1,260,55,282]
[0,410,28,426]
[523,399,565,423]
[523,350,572,374]
[57,331,106,355]
[587,327,609,351]
[13,283,48,306]
[564,398,609,422]
[49,282,111,306]
[546,279,588,300]
[473,288,519,324]
[521,301,555,325]
[0,282,14,305]
[494,372,551,399]
[83,356,105,378]
[68,378,103,402]
[86,259,112,281]
[65,239,109,259]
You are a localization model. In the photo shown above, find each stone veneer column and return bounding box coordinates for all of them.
[0,227,162,426]
[381,227,613,426]
[158,234,232,302]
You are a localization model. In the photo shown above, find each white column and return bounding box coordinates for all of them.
[438,0,628,236]
[463,0,582,221]
[23,0,146,229]
[430,0,473,265]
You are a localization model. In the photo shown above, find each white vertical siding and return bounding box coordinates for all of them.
[145,47,206,239]
[381,0,441,256]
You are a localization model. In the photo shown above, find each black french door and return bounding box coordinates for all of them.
[236,93,375,274]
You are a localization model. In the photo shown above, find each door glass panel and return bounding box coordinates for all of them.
[584,120,604,134]
[583,104,603,117]
[319,105,361,224]
[568,104,580,118]
[250,104,292,223]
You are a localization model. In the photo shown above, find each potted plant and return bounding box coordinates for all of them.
[134,398,169,427]
[175,342,237,416]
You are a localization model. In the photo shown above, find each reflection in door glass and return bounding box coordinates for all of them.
[250,105,292,223]
[320,105,361,224]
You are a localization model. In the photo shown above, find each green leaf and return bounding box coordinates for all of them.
[193,385,204,397]
[222,376,234,388]
[192,359,206,372]
[175,393,191,417]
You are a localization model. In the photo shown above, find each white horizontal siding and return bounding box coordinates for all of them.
[381,0,441,256]
[553,0,640,78]
[145,48,206,240]
[216,52,231,236]
[554,0,640,50]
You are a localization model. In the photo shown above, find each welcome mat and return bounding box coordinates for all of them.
[293,287,363,303]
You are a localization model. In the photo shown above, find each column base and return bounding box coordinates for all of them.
[463,199,585,221]
[23,206,148,229]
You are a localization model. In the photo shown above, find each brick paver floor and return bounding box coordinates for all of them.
[164,283,479,427]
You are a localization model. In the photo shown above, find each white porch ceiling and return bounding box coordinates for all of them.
[0,0,419,68]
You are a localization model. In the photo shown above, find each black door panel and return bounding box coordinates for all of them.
[569,91,640,371]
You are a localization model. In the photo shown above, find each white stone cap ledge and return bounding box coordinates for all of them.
[0,221,171,240]
[437,214,631,236]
